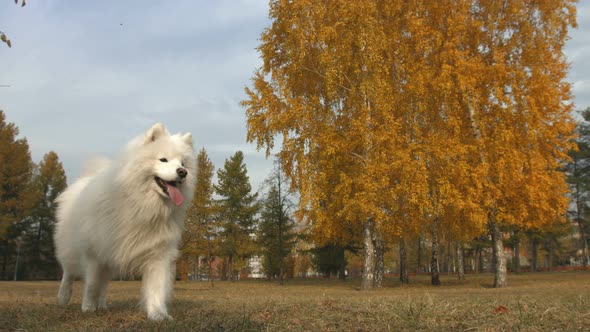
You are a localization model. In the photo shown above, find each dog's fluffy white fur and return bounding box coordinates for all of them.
[54,123,196,320]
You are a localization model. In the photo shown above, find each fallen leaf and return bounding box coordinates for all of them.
[492,305,508,315]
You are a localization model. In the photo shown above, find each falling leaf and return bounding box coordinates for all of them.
[0,34,6,43]
[6,40,11,48]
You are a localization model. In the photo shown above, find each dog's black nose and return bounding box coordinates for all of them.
[177,168,187,178]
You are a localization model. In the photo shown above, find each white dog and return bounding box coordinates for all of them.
[54,123,196,320]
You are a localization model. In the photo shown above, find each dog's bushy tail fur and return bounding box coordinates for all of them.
[80,157,111,178]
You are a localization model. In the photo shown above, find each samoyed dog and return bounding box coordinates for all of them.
[54,123,196,320]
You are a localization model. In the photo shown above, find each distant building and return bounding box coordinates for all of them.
[248,255,265,279]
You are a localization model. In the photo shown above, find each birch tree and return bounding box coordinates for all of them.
[243,0,577,289]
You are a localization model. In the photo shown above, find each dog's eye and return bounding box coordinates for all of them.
[159,158,168,162]
[181,162,185,167]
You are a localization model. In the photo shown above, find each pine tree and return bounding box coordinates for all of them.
[311,244,345,278]
[0,110,34,279]
[257,161,297,284]
[567,107,590,269]
[215,151,259,280]
[24,151,67,279]
[180,148,218,283]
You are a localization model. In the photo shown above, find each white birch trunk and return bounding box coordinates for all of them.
[361,219,376,291]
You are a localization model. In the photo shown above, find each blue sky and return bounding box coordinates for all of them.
[0,1,589,191]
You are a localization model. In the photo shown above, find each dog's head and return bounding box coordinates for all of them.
[127,123,196,207]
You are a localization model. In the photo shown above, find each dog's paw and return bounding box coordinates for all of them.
[57,294,70,306]
[148,311,173,321]
[81,303,97,312]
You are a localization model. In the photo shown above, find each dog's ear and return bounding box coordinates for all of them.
[182,133,193,147]
[144,123,167,144]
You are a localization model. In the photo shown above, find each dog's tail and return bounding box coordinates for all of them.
[57,271,74,305]
[54,157,111,219]
[80,157,111,178]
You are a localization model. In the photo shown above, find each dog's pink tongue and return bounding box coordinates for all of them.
[165,184,184,206]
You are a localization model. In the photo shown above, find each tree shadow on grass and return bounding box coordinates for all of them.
[478,283,496,289]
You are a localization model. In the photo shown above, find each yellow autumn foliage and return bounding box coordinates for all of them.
[243,0,577,246]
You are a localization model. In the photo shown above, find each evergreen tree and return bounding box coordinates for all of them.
[181,148,218,284]
[24,151,67,279]
[257,161,296,284]
[215,151,259,280]
[0,110,34,279]
[567,107,590,269]
[311,245,346,278]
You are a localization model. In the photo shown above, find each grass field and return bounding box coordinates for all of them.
[1,272,589,331]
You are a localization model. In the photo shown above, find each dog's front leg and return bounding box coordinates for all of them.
[96,267,111,310]
[82,258,106,312]
[141,257,174,320]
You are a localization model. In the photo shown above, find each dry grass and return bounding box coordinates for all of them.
[1,272,589,331]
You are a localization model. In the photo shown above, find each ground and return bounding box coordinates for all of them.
[1,272,589,331]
